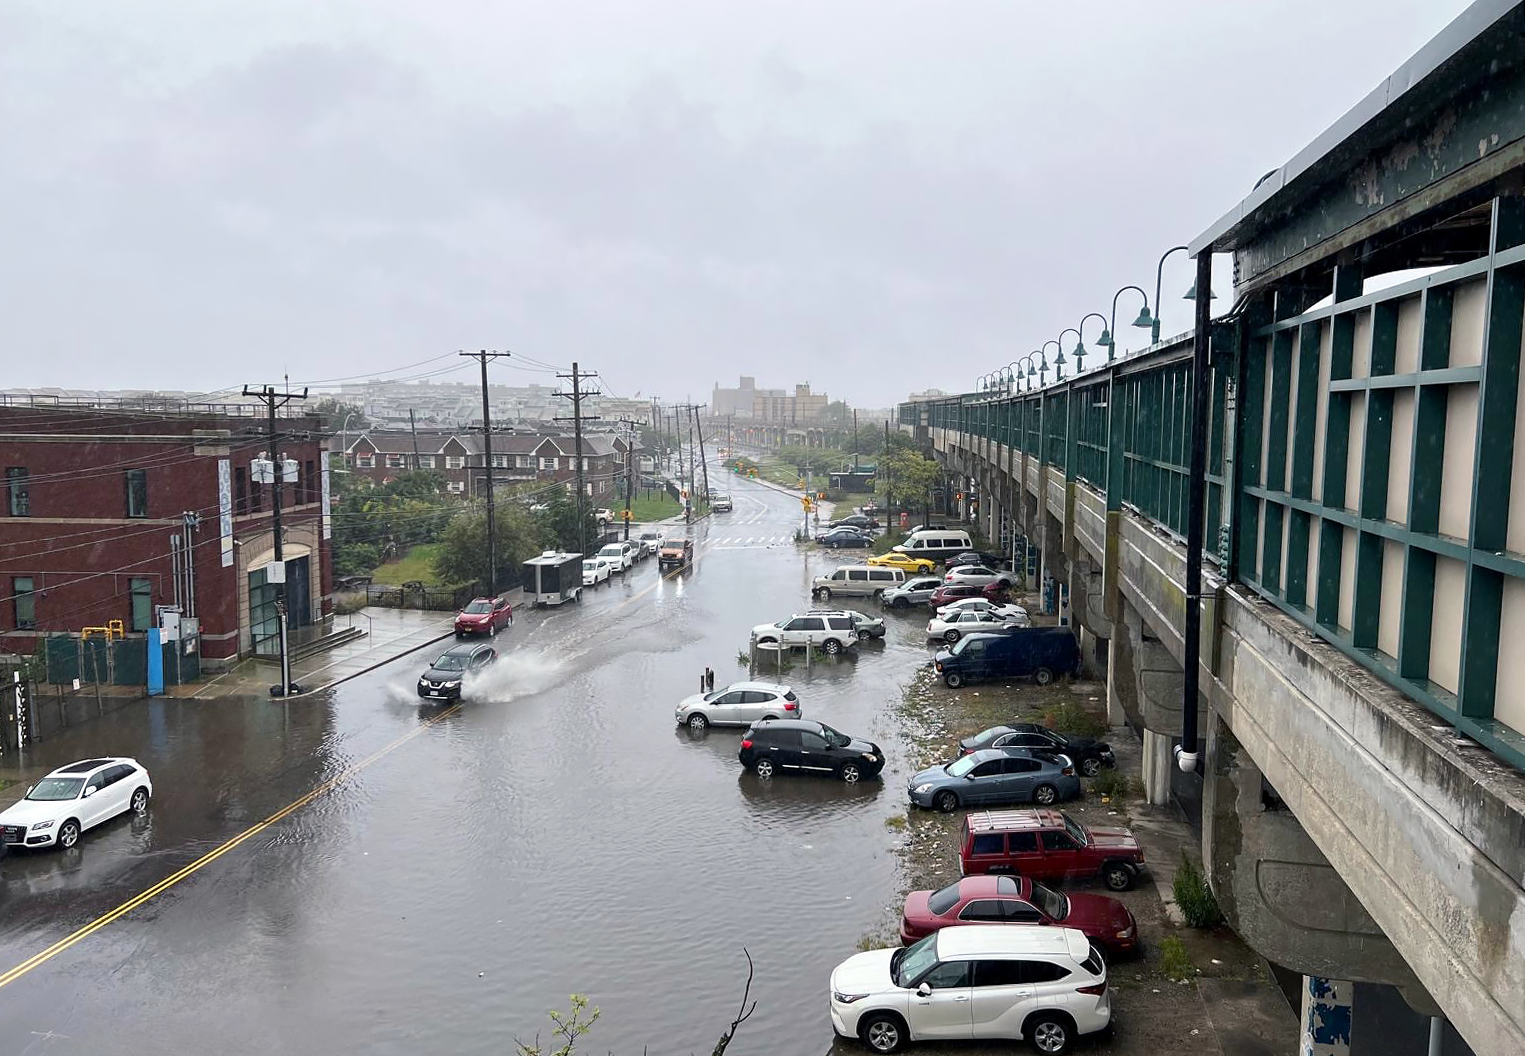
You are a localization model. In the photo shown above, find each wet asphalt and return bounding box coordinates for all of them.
[0,475,950,1056]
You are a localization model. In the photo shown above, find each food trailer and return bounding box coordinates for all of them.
[521,551,584,607]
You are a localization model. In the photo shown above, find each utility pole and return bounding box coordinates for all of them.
[554,362,600,555]
[460,349,511,594]
[853,408,859,471]
[685,404,711,508]
[242,382,308,698]
[408,408,422,470]
[618,417,641,539]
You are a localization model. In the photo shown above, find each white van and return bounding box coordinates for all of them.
[892,528,974,563]
[811,565,905,600]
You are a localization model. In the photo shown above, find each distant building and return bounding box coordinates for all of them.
[710,378,830,422]
[0,404,332,666]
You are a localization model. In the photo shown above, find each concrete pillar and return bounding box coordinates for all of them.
[1302,976,1353,1056]
[1141,728,1173,805]
[1105,635,1127,726]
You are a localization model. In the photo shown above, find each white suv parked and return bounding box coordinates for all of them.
[0,757,153,850]
[597,541,637,572]
[829,925,1110,1054]
[751,611,860,654]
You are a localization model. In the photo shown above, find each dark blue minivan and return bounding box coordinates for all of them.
[933,627,1080,688]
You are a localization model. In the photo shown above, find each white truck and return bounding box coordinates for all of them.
[521,551,584,607]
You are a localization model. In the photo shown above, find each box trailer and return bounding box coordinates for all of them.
[521,551,584,607]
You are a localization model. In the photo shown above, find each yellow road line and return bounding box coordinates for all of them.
[0,703,462,989]
[0,523,736,987]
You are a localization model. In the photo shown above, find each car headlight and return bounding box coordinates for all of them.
[913,783,933,794]
[832,991,868,1004]
[444,680,461,688]
[862,753,878,763]
[32,819,54,830]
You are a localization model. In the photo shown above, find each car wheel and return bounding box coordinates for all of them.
[490,622,498,637]
[891,597,909,610]
[860,1013,906,1054]
[872,588,885,600]
[1033,783,1058,806]
[1103,863,1135,891]
[57,819,81,850]
[1034,666,1055,686]
[816,587,832,601]
[857,629,871,641]
[756,637,778,646]
[1028,1013,1074,1054]
[840,762,862,783]
[754,758,776,779]
[944,671,964,688]
[130,787,149,815]
[944,629,960,643]
[687,713,709,732]
[934,790,959,813]
[454,631,464,640]
[1080,757,1103,778]
[823,638,842,655]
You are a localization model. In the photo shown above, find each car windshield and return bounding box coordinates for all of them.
[926,882,963,916]
[463,600,492,614]
[893,933,940,988]
[600,547,621,556]
[583,561,597,570]
[1062,813,1088,845]
[946,755,978,777]
[818,724,851,747]
[433,654,469,671]
[26,777,84,801]
[1030,880,1068,921]
[972,726,1010,743]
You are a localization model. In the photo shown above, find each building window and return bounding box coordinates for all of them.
[251,478,263,512]
[305,460,315,502]
[446,455,465,469]
[540,457,558,471]
[417,455,436,469]
[356,454,375,469]
[126,469,148,518]
[490,455,508,468]
[385,454,405,470]
[248,568,278,652]
[5,467,29,517]
[447,481,465,494]
[515,455,532,469]
[13,577,35,630]
[129,578,152,632]
[234,466,249,515]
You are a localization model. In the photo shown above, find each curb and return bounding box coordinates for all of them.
[285,630,457,698]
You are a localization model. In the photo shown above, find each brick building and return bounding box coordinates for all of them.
[0,404,332,666]
[339,430,634,501]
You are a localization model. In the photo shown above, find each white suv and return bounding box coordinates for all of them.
[751,611,860,654]
[637,530,663,556]
[597,541,636,571]
[0,757,153,850]
[829,925,1110,1054]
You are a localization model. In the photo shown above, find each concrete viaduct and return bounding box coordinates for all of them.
[900,5,1525,1053]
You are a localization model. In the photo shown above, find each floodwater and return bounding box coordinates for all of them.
[0,476,947,1056]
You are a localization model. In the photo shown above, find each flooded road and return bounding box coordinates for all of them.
[0,476,943,1056]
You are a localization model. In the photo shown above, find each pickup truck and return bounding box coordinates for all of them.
[658,538,694,571]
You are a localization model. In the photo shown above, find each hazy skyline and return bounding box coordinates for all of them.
[1,0,1474,408]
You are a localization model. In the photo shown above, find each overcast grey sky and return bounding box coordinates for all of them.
[1,0,1475,408]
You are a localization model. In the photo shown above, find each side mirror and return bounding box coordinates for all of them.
[83,787,96,798]
[965,774,976,781]
[915,982,933,998]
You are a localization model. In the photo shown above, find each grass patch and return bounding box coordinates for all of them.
[626,494,682,521]
[1173,855,1224,928]
[371,543,455,587]
[1040,699,1108,738]
[884,814,908,830]
[872,531,906,556]
[1089,768,1137,800]
[1159,935,1196,981]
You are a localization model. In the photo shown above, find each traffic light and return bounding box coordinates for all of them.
[622,509,632,522]
[802,496,813,512]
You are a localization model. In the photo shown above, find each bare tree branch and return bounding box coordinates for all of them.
[709,948,757,1056]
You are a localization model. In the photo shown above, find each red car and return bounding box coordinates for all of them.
[960,808,1147,891]
[928,582,1010,610]
[454,595,513,638]
[899,874,1138,954]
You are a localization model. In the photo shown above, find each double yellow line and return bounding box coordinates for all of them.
[0,703,462,989]
[0,523,724,990]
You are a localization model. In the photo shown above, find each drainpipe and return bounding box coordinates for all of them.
[1176,250,1214,774]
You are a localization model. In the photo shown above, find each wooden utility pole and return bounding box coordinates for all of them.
[618,417,642,539]
[242,382,308,697]
[554,363,601,555]
[460,350,511,594]
[408,408,422,470]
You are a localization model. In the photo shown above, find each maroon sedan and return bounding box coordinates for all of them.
[898,874,1138,955]
[928,582,1010,610]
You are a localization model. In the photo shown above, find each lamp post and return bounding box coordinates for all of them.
[1021,352,1041,392]
[1076,313,1108,374]
[339,410,360,471]
[1040,341,1062,385]
[1057,329,1083,381]
[1002,361,1024,396]
[1152,245,1189,344]
[1096,286,1154,361]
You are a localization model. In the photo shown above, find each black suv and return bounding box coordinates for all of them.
[958,722,1116,777]
[417,642,497,701]
[738,719,884,783]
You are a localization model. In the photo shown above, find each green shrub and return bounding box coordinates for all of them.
[1173,854,1223,928]
[1089,768,1135,799]
[1159,934,1195,981]
[1041,701,1107,738]
[332,593,367,616]
[735,649,751,666]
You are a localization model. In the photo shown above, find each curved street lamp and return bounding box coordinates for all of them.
[1057,329,1083,380]
[1077,313,1108,373]
[1152,245,1189,344]
[1021,351,1042,391]
[1002,361,1024,396]
[1097,285,1154,361]
[1041,340,1062,384]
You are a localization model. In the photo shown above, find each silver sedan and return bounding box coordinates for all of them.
[675,681,802,731]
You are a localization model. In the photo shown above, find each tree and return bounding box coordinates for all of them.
[311,397,368,435]
[876,446,941,518]
[538,493,602,555]
[432,505,548,591]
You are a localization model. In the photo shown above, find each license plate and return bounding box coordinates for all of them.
[429,691,443,698]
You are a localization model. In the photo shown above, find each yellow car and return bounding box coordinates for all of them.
[868,552,937,575]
